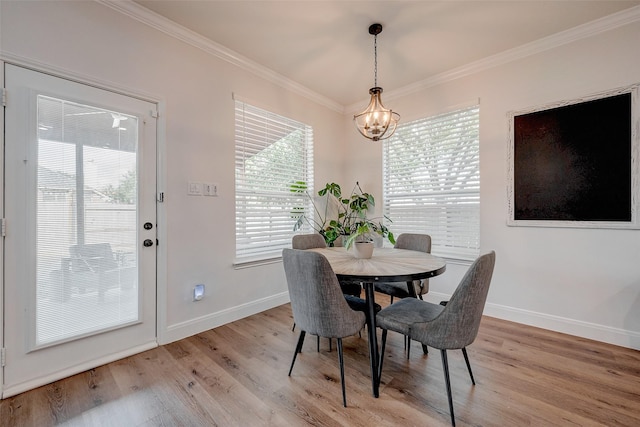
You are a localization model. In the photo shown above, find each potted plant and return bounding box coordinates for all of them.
[291,181,344,246]
[337,182,394,258]
[292,182,395,255]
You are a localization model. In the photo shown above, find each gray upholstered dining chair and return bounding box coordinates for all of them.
[291,234,327,350]
[291,233,326,250]
[291,233,331,351]
[374,233,432,302]
[374,233,432,357]
[292,234,362,297]
[290,233,378,351]
[376,251,496,426]
[283,248,367,407]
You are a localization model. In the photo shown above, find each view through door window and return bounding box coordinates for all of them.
[36,95,139,347]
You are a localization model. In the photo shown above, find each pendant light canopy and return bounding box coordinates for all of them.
[354,23,400,141]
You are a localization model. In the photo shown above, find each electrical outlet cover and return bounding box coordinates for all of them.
[194,284,205,301]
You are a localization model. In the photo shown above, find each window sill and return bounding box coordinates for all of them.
[233,254,282,269]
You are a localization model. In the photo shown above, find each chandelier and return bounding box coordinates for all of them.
[353,23,400,141]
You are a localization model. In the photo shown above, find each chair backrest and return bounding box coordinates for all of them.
[394,233,431,253]
[70,243,118,272]
[282,249,365,338]
[395,233,432,295]
[292,233,326,250]
[412,251,496,349]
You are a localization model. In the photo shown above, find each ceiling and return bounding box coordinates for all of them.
[133,1,640,108]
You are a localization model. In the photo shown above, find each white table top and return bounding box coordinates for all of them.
[308,247,446,283]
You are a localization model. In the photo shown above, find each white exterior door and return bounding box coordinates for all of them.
[2,64,158,397]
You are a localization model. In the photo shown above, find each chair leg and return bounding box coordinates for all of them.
[316,336,333,352]
[440,349,456,426]
[292,322,296,332]
[288,331,306,376]
[317,335,320,352]
[461,347,475,385]
[337,338,347,407]
[378,329,388,383]
[406,338,429,358]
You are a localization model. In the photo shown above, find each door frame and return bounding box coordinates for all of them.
[1,59,5,396]
[0,57,168,398]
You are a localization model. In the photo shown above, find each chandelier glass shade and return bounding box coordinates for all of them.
[353,23,399,141]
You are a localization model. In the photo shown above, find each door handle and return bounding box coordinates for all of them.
[143,239,154,247]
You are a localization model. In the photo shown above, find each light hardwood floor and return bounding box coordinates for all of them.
[1,295,639,426]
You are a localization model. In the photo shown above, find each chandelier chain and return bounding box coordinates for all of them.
[373,34,378,87]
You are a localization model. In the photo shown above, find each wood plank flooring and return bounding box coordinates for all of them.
[2,295,639,426]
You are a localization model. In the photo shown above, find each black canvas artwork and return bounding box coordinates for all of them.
[513,92,632,222]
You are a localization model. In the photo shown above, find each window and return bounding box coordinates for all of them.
[235,100,314,264]
[383,105,480,261]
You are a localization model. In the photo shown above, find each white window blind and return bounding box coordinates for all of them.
[383,105,480,261]
[36,95,139,346]
[235,100,314,263]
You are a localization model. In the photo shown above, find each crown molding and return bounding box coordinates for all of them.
[96,0,344,113]
[347,5,640,113]
[96,1,639,116]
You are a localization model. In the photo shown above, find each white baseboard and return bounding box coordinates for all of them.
[425,291,640,350]
[1,341,158,399]
[161,291,290,345]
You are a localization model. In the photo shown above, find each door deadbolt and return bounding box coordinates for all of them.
[144,222,153,230]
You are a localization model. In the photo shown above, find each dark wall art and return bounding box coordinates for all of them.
[507,85,639,229]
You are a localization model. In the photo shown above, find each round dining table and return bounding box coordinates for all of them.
[308,246,446,397]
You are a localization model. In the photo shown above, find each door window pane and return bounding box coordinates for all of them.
[36,96,139,347]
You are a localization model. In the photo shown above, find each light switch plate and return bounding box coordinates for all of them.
[188,181,203,195]
[204,182,219,196]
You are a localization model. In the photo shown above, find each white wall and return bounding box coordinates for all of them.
[0,1,346,344]
[344,20,640,349]
[2,1,639,351]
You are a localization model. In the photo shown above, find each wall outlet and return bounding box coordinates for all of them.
[193,284,205,301]
[204,182,219,196]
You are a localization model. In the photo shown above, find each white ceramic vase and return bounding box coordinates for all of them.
[353,241,374,259]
